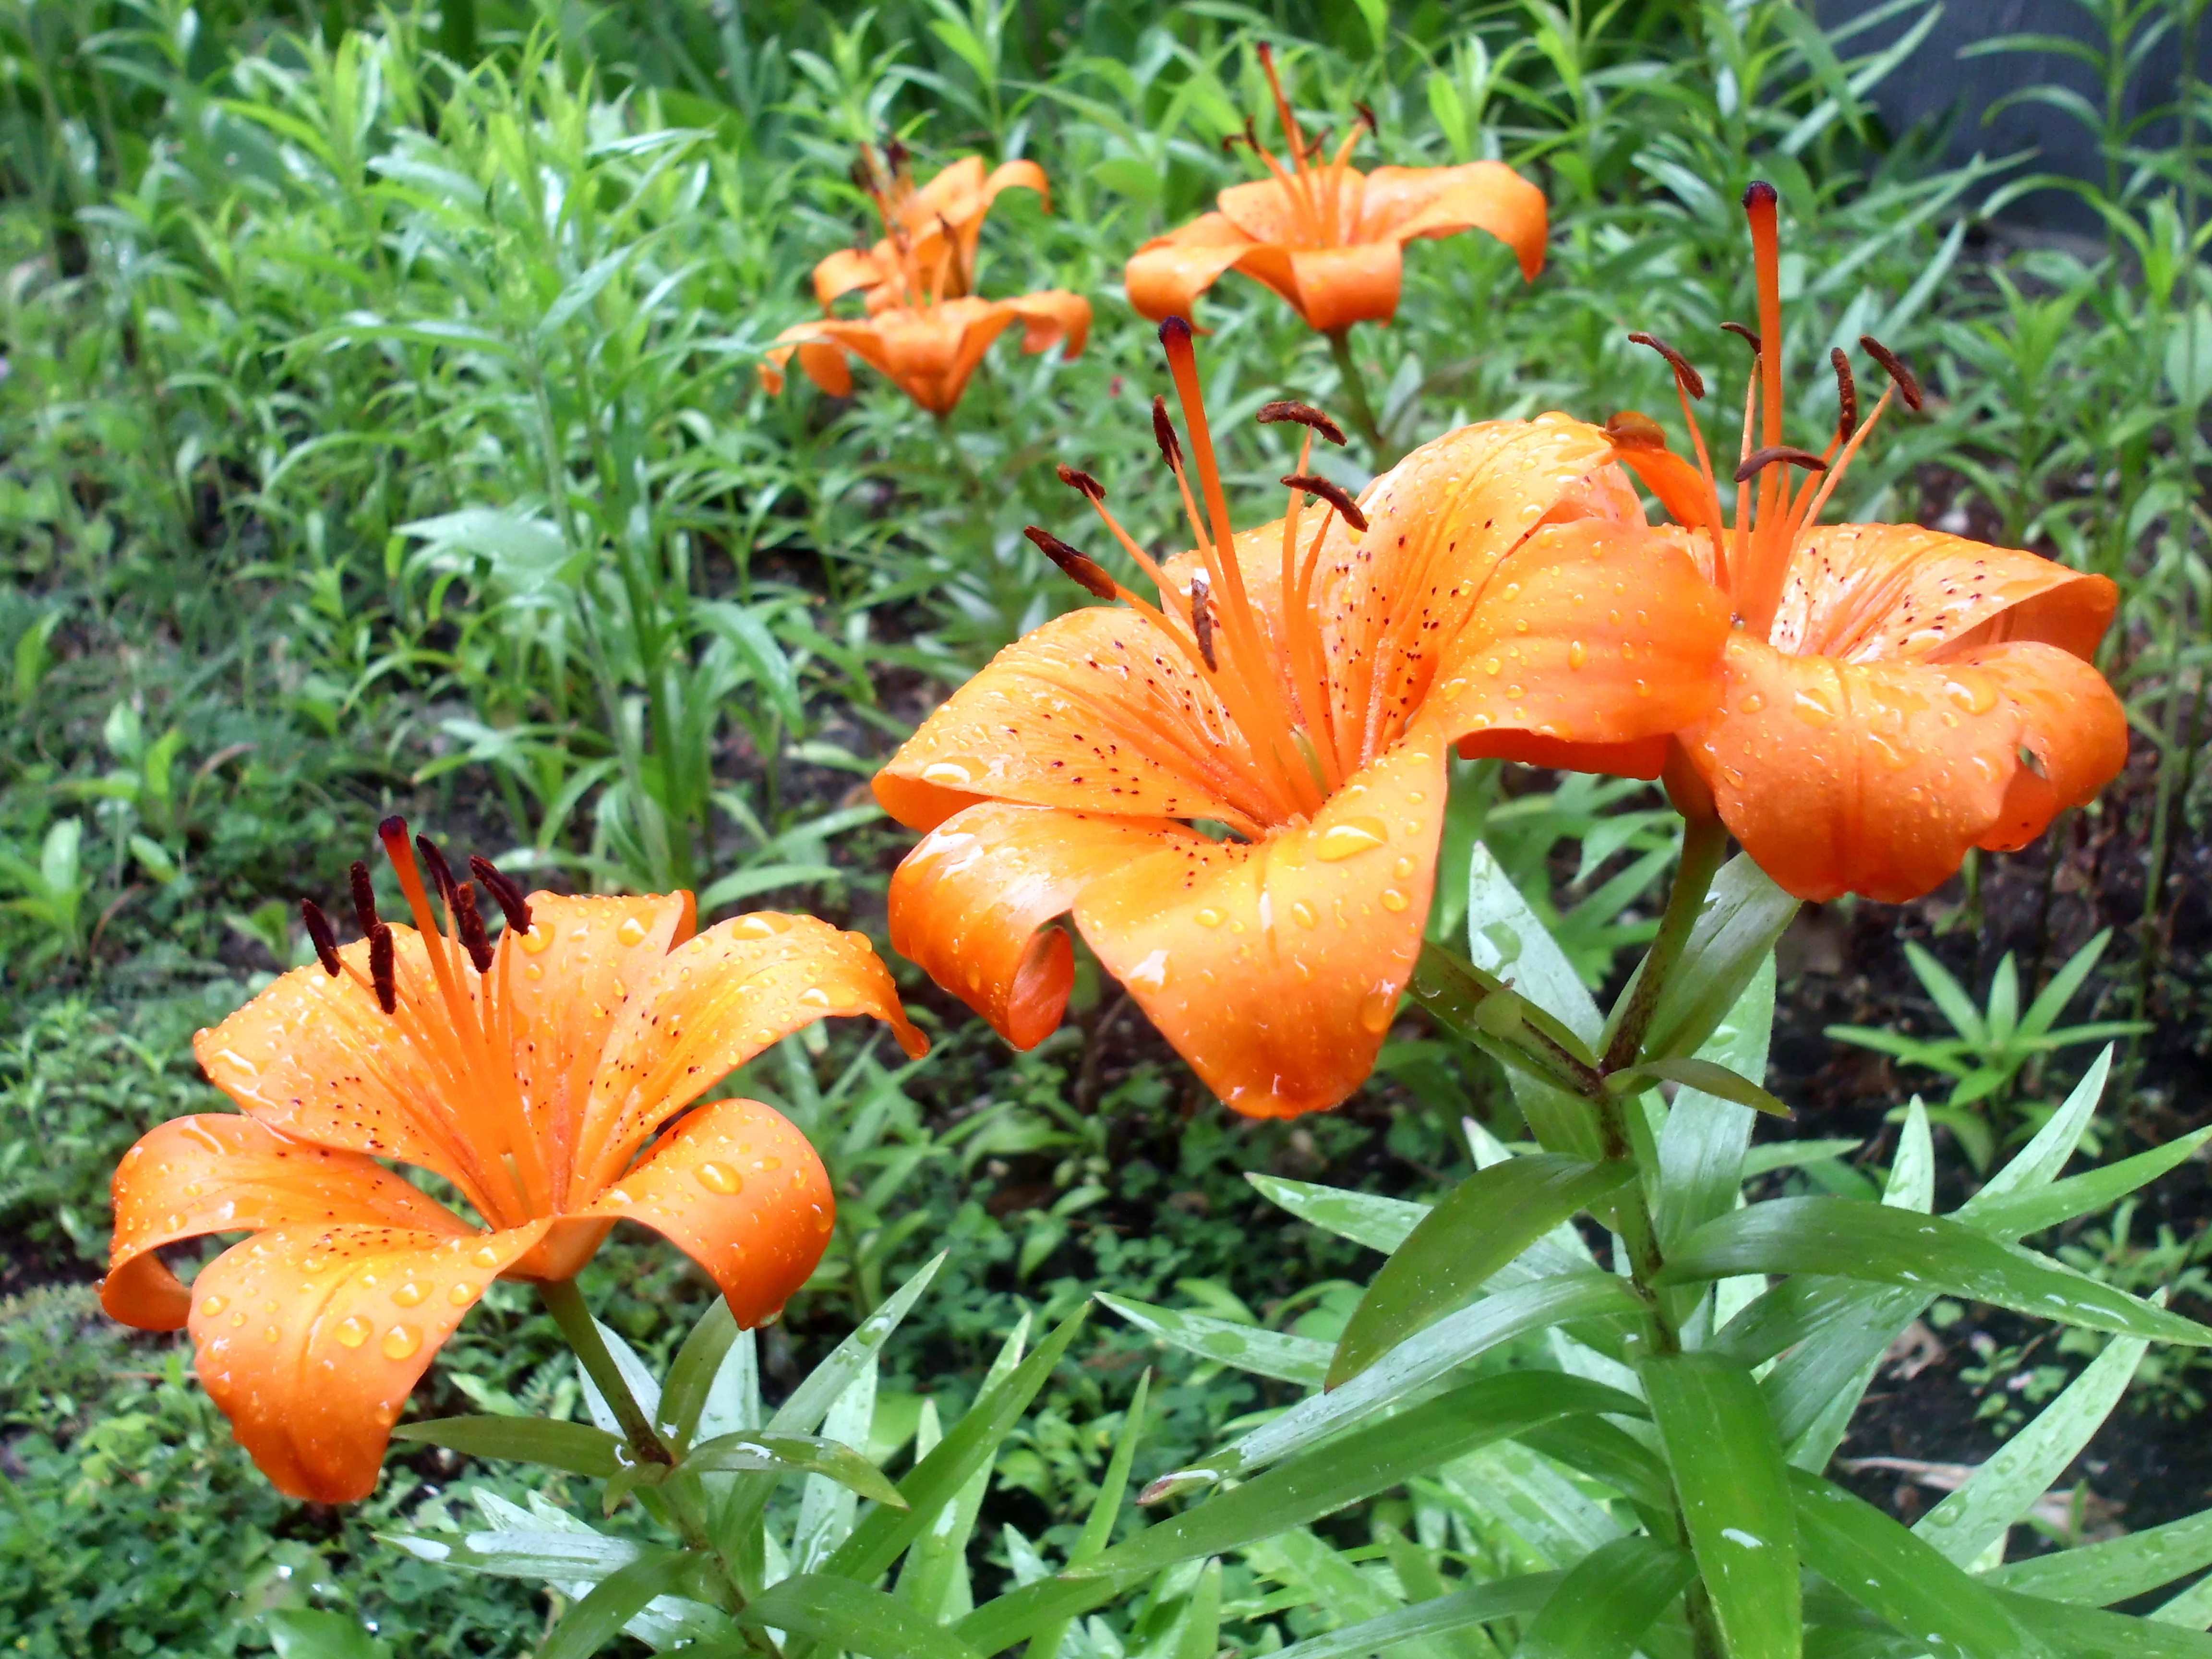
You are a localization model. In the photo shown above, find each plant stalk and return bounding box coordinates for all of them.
[1604,811,1731,1071]
[1325,327,1390,465]
[539,1278,672,1467]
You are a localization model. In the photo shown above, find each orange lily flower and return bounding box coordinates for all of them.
[764,144,1088,417]
[101,821,925,1503]
[1598,183,2128,904]
[1125,46,1546,333]
[872,319,1728,1118]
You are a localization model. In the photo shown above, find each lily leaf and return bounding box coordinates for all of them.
[392,1416,623,1478]
[685,1430,906,1507]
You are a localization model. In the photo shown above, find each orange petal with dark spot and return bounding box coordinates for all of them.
[1072,734,1448,1118]
[186,1219,548,1503]
[889,803,1195,1049]
[104,1114,472,1331]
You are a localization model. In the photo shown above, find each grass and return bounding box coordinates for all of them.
[1,0,2208,1652]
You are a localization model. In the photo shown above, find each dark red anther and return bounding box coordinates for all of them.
[1733,445,1829,484]
[1151,396,1184,469]
[468,854,533,935]
[414,834,456,903]
[301,900,342,977]
[1282,473,1369,533]
[349,860,379,935]
[1831,347,1859,442]
[1858,335,1924,411]
[1190,574,1217,672]
[1157,315,1194,353]
[1025,526,1118,601]
[883,135,909,173]
[1355,100,1378,134]
[1056,462,1107,501]
[453,883,495,974]
[369,923,397,1014]
[1743,180,1778,212]
[1721,321,1762,358]
[1257,400,1348,446]
[1627,332,1706,401]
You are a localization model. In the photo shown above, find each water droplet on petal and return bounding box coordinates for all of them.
[1742,692,1765,714]
[616,917,648,947]
[798,986,833,1010]
[1290,901,1318,930]
[1359,985,1398,1034]
[922,760,975,787]
[448,1281,476,1305]
[696,1161,745,1196]
[1381,889,1409,913]
[472,1244,502,1269]
[382,1324,421,1360]
[520,924,553,956]
[336,1315,371,1348]
[199,1295,227,1318]
[1568,640,1587,669]
[1316,818,1389,862]
[391,1282,425,1308]
[1194,907,1224,928]
[1945,672,1998,715]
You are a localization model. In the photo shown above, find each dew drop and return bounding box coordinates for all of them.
[696,1161,745,1196]
[391,1281,425,1308]
[336,1315,371,1348]
[1194,907,1225,928]
[1316,818,1389,862]
[229,1310,247,1328]
[1792,688,1838,726]
[520,924,554,956]
[798,986,833,1010]
[1567,640,1587,670]
[1381,889,1409,913]
[921,760,975,787]
[382,1324,421,1360]
[264,1324,282,1343]
[1483,657,1503,677]
[1290,901,1318,930]
[1945,673,1998,715]
[449,1281,476,1305]
[1393,856,1414,879]
[472,1243,502,1269]
[616,916,649,947]
[1742,692,1765,713]
[199,1295,228,1318]
[1359,985,1397,1034]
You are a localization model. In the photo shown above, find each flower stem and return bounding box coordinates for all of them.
[539,1278,672,1467]
[1325,327,1390,465]
[1602,811,1730,1072]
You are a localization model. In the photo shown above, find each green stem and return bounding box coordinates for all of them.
[1603,812,1730,1071]
[539,1279,671,1466]
[1325,327,1390,466]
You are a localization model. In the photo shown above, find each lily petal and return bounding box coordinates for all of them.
[1125,213,1262,322]
[104,1114,472,1331]
[1685,634,2128,903]
[1777,523,2119,664]
[188,1219,549,1503]
[574,913,924,1192]
[503,891,694,1207]
[1003,289,1092,360]
[573,1098,836,1328]
[813,247,893,309]
[1073,733,1448,1118]
[889,803,1195,1049]
[1246,241,1405,331]
[192,930,501,1208]
[1360,162,1548,277]
[874,604,1273,834]
[761,323,854,398]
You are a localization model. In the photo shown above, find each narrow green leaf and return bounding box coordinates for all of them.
[1968,1046,2112,1203]
[1642,1353,1801,1659]
[539,1551,701,1659]
[1915,1333,2147,1565]
[2011,1587,2212,1653]
[1329,1156,1634,1385]
[1518,1415,1675,1514]
[1956,1127,2212,1242]
[1640,853,1800,1063]
[1656,955,1777,1252]
[1245,1174,1430,1254]
[1613,1054,1790,1117]
[1164,1558,1222,1659]
[825,1307,1086,1585]
[391,1416,622,1478]
[743,1574,982,1659]
[1790,1471,2052,1658]
[1152,1273,1640,1496]
[770,1253,945,1435]
[1466,841,1602,1041]
[381,1526,645,1582]
[1987,1506,2212,1606]
[1267,1574,1559,1659]
[1661,1197,2212,1346]
[685,1430,906,1506]
[659,1299,736,1448]
[1021,1373,1151,1659]
[1078,1373,1644,1581]
[1098,1292,1331,1386]
[1517,1536,1696,1659]
[264,1610,391,1659]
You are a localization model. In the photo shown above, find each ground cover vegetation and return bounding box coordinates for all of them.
[1,0,2209,1654]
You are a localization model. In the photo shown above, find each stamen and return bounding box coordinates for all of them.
[1057,462,1107,500]
[415,833,457,904]
[1354,100,1377,134]
[1256,43,1310,169]
[301,900,342,977]
[1190,573,1218,671]
[1025,525,1120,600]
[453,883,495,974]
[1281,473,1368,532]
[469,855,532,934]
[1721,321,1762,357]
[1628,332,1705,400]
[1734,445,1829,483]
[349,861,379,935]
[1605,410,1669,449]
[1151,396,1183,469]
[1831,347,1859,442]
[1858,335,1924,411]
[1257,400,1347,445]
[369,923,397,1014]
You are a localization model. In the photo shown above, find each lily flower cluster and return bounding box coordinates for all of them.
[105,47,2128,1511]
